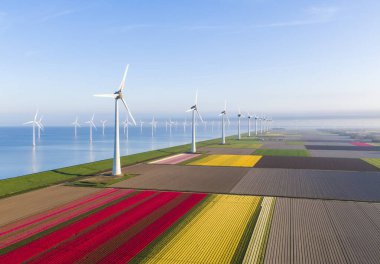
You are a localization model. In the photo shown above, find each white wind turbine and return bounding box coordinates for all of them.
[254,115,258,135]
[123,116,134,140]
[260,116,264,134]
[183,118,187,133]
[247,113,252,137]
[219,101,229,145]
[85,114,96,142]
[150,116,157,137]
[186,90,203,153]
[23,110,41,147]
[94,65,136,176]
[37,116,44,139]
[101,120,107,136]
[72,117,81,137]
[139,120,144,134]
[237,109,243,140]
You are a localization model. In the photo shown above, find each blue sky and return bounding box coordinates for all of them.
[0,0,380,125]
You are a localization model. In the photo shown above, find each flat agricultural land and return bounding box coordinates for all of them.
[116,163,249,193]
[231,168,380,202]
[309,149,380,158]
[0,185,100,226]
[265,198,380,264]
[3,130,380,263]
[198,146,255,155]
[0,189,274,263]
[254,156,380,171]
[253,149,310,157]
[305,145,380,151]
[188,154,262,167]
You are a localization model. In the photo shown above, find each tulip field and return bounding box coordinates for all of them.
[188,154,262,167]
[0,188,273,264]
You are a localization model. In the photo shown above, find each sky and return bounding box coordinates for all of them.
[0,0,380,125]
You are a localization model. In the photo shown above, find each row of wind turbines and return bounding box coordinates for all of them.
[24,65,272,176]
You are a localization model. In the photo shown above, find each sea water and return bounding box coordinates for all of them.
[0,123,235,180]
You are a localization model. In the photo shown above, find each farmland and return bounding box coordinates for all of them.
[2,130,380,263]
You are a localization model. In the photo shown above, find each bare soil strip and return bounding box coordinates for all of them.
[231,168,380,202]
[255,156,380,171]
[0,186,100,227]
[306,145,380,151]
[113,164,249,193]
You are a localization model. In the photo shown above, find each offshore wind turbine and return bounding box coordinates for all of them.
[23,110,41,147]
[72,117,81,137]
[237,109,243,140]
[183,118,187,133]
[101,120,107,135]
[139,120,144,134]
[150,116,157,137]
[85,114,96,142]
[37,116,44,139]
[219,101,229,145]
[94,64,136,176]
[186,90,203,153]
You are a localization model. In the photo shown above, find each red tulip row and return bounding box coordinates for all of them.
[0,188,132,249]
[0,190,206,264]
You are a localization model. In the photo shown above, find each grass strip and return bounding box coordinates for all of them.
[253,149,310,157]
[362,158,380,169]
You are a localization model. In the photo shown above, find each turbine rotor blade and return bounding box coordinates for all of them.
[196,110,203,123]
[94,94,117,98]
[23,121,34,125]
[119,64,129,91]
[120,98,137,126]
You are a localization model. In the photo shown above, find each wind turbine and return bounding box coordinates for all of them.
[237,109,243,140]
[186,90,203,153]
[254,115,258,135]
[101,120,107,136]
[139,120,144,134]
[260,116,264,134]
[37,116,44,139]
[219,101,229,145]
[85,114,96,142]
[150,116,157,137]
[72,117,81,137]
[94,64,136,176]
[23,110,41,147]
[247,113,252,137]
[183,118,187,133]
[123,116,135,140]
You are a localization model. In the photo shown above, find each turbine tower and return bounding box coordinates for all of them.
[139,120,144,134]
[219,101,229,145]
[94,65,136,176]
[150,116,156,137]
[85,114,96,142]
[72,117,81,137]
[23,110,41,147]
[247,113,252,137]
[186,90,203,153]
[237,109,243,140]
[254,115,258,135]
[101,120,107,135]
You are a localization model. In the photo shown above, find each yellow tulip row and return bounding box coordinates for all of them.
[189,154,262,167]
[142,194,261,263]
